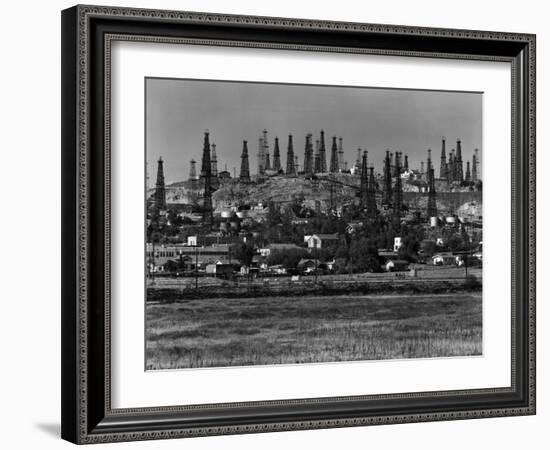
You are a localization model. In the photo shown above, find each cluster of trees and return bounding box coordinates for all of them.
[346,238,382,273]
[231,242,255,268]
[147,209,194,243]
[266,248,308,269]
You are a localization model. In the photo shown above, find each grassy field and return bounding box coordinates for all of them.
[146,292,482,370]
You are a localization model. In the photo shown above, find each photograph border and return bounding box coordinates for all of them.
[61,4,535,444]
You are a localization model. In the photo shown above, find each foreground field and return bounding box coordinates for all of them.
[145,293,482,370]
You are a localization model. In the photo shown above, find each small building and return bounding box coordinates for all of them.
[240,265,260,277]
[404,169,424,180]
[206,262,235,278]
[205,263,218,274]
[346,221,364,234]
[304,233,339,249]
[268,265,287,275]
[393,237,403,252]
[146,243,233,269]
[432,253,457,266]
[218,170,231,181]
[297,258,318,273]
[385,259,409,272]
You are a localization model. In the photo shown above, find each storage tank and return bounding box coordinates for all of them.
[445,216,456,224]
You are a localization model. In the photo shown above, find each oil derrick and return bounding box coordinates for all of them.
[154,157,166,211]
[355,148,362,173]
[286,134,296,175]
[210,144,218,178]
[329,136,339,173]
[382,150,393,207]
[303,134,314,175]
[239,140,250,182]
[394,151,402,176]
[439,137,447,179]
[359,150,368,208]
[189,159,198,190]
[456,139,464,182]
[392,152,403,220]
[465,161,471,182]
[314,139,321,173]
[200,131,211,180]
[426,148,433,174]
[200,131,213,224]
[318,130,327,173]
[272,137,281,172]
[427,167,437,218]
[366,167,378,220]
[329,183,336,213]
[449,149,456,181]
[210,143,219,189]
[264,133,271,171]
[472,148,479,182]
[338,137,344,171]
[257,129,270,174]
[257,136,265,175]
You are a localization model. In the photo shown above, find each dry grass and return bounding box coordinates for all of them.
[145,293,482,370]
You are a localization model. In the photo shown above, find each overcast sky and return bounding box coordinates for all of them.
[146,78,482,186]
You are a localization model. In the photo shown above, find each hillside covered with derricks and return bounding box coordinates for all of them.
[162,173,482,218]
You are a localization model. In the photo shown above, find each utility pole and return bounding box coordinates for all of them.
[200,131,213,225]
[382,150,392,208]
[194,245,198,289]
[314,242,319,284]
[151,240,156,286]
[329,182,334,213]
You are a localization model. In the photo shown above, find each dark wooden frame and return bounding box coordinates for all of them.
[61,4,536,444]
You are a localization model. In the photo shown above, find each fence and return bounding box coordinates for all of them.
[146,269,482,302]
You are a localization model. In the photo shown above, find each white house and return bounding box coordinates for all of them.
[432,253,457,266]
[304,233,339,249]
[393,236,403,252]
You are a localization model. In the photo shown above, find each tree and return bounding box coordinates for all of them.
[266,201,282,226]
[232,242,255,268]
[447,235,465,252]
[349,237,382,273]
[420,240,437,257]
[398,235,420,262]
[267,248,308,269]
[167,209,183,227]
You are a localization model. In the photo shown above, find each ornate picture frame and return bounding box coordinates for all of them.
[61,5,535,444]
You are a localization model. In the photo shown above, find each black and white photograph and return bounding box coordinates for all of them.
[52,2,538,446]
[145,78,483,370]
